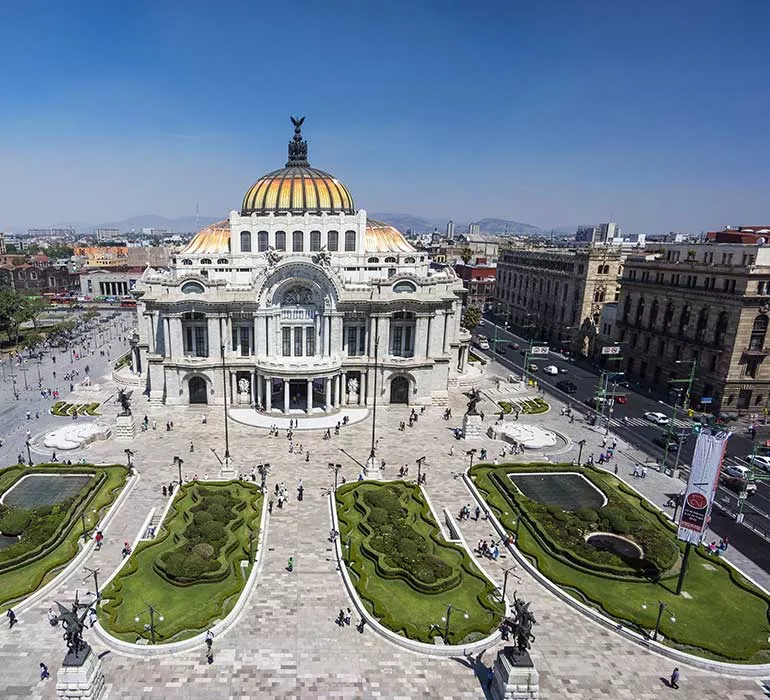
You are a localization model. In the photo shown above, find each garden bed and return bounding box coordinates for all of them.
[0,464,129,609]
[99,482,262,644]
[335,481,503,644]
[51,401,100,417]
[471,462,770,663]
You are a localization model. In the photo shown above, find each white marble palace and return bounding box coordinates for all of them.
[133,118,470,413]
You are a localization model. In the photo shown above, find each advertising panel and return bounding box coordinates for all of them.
[530,346,549,355]
[677,429,730,543]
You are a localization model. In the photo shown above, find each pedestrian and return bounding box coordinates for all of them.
[449,446,454,456]
[190,441,194,453]
[356,618,366,633]
[670,667,680,689]
[474,506,481,521]
[39,662,49,680]
[205,629,214,650]
[162,485,167,497]
[344,608,352,625]
[287,556,294,572]
[336,609,345,626]
[268,499,274,514]
[7,609,17,628]
[95,530,103,549]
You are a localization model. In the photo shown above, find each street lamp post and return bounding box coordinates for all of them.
[135,605,164,644]
[440,603,469,644]
[577,439,586,467]
[500,567,521,601]
[20,361,29,391]
[642,601,676,641]
[173,455,184,485]
[366,335,381,475]
[328,463,342,491]
[124,448,135,472]
[220,343,231,468]
[80,511,90,541]
[467,448,477,470]
[416,456,426,484]
[25,440,33,467]
[83,566,101,601]
[257,463,271,494]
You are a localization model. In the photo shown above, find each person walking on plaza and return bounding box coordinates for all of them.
[39,662,49,680]
[7,608,17,628]
[670,667,680,689]
[287,556,294,572]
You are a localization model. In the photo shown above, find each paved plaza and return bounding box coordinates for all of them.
[0,346,768,698]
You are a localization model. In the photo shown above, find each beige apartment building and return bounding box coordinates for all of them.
[494,247,624,356]
[616,242,770,414]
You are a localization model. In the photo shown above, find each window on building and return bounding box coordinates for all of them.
[182,312,208,357]
[275,231,286,251]
[292,231,304,252]
[200,258,211,265]
[217,258,229,265]
[310,231,321,251]
[257,231,269,252]
[327,231,339,251]
[345,325,366,356]
[644,336,651,352]
[404,256,416,263]
[622,295,632,321]
[344,230,356,251]
[658,339,665,355]
[181,259,193,266]
[385,256,397,263]
[745,359,761,378]
[749,315,769,351]
[635,297,645,326]
[678,304,691,335]
[181,281,205,294]
[294,327,303,356]
[648,299,659,329]
[715,312,729,345]
[306,328,315,356]
[367,257,380,264]
[282,327,291,356]
[390,311,415,357]
[240,231,252,252]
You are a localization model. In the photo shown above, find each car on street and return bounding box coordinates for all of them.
[747,455,770,472]
[721,474,757,497]
[652,435,686,451]
[528,363,538,372]
[556,380,577,394]
[644,411,670,425]
[495,345,506,354]
[543,365,559,375]
[587,396,613,409]
[477,335,490,350]
[724,464,751,480]
[508,342,520,350]
[614,394,628,404]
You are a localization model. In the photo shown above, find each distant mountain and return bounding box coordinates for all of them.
[369,212,444,233]
[472,218,544,236]
[369,213,546,236]
[92,214,222,234]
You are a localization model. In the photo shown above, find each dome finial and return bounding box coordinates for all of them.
[287,116,309,166]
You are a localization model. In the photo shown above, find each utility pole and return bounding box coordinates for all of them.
[664,359,698,476]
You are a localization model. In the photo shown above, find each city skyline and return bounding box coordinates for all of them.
[2,1,770,233]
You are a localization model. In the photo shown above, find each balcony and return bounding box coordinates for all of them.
[743,346,770,357]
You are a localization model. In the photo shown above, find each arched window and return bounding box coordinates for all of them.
[327,231,339,251]
[216,258,229,265]
[181,259,193,266]
[695,308,709,342]
[715,311,729,345]
[275,231,286,251]
[240,231,252,252]
[635,297,645,325]
[200,258,212,265]
[310,231,321,251]
[679,304,691,335]
[257,231,269,252]
[649,299,659,329]
[385,256,397,263]
[393,281,417,294]
[663,301,674,327]
[292,231,304,252]
[622,295,632,321]
[367,257,380,263]
[344,230,356,251]
[749,315,768,351]
[404,256,416,263]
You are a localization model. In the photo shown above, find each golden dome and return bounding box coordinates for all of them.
[365,220,416,253]
[241,117,355,216]
[181,220,230,255]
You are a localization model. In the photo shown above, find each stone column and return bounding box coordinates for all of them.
[250,370,255,405]
[208,315,221,358]
[325,377,332,410]
[256,373,263,409]
[265,378,272,412]
[226,315,233,355]
[172,317,183,358]
[416,314,430,358]
[284,379,290,413]
[336,374,342,406]
[458,346,466,372]
[146,314,156,354]
[164,318,173,358]
[360,371,366,406]
[429,310,445,357]
[331,314,343,357]
[379,315,391,357]
[307,379,313,412]
[341,371,347,405]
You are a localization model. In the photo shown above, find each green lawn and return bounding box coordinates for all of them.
[472,463,770,663]
[99,481,262,643]
[0,464,129,610]
[335,481,503,645]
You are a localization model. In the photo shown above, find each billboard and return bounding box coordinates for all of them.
[530,346,549,355]
[677,429,730,544]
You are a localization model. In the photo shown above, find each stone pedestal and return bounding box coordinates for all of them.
[462,412,483,439]
[363,455,382,480]
[114,414,136,440]
[491,648,539,700]
[218,456,238,481]
[237,391,250,405]
[56,646,106,700]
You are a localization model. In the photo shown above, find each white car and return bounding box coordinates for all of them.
[748,455,770,473]
[723,464,751,480]
[543,365,559,376]
[644,411,670,425]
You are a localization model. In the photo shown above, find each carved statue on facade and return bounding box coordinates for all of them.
[313,246,331,268]
[282,286,314,306]
[347,377,359,396]
[238,378,250,394]
[265,246,282,267]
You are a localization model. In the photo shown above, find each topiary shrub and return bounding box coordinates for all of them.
[0,507,31,536]
[192,542,215,560]
[576,508,598,523]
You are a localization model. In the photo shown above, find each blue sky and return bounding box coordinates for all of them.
[1,0,769,233]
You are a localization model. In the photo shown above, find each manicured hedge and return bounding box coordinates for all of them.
[51,401,100,417]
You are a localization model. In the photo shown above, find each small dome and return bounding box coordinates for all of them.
[181,220,230,255]
[241,117,355,216]
[365,220,415,253]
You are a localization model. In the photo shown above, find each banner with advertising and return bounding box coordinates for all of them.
[677,429,730,544]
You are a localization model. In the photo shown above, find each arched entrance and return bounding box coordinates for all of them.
[189,376,208,404]
[390,376,410,404]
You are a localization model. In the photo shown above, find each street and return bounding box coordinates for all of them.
[481,312,770,566]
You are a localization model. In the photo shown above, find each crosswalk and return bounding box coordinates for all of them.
[610,416,693,430]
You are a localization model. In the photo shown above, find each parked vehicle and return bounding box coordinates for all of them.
[556,380,577,394]
[528,363,538,372]
[644,411,670,425]
[543,365,559,376]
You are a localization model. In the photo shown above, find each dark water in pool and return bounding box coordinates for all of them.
[2,474,92,509]
[0,534,19,550]
[586,533,642,560]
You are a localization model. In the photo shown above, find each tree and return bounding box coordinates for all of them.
[461,305,481,331]
[20,297,49,330]
[0,290,26,344]
[460,248,473,264]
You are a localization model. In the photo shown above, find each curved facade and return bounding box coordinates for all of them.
[134,119,469,411]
